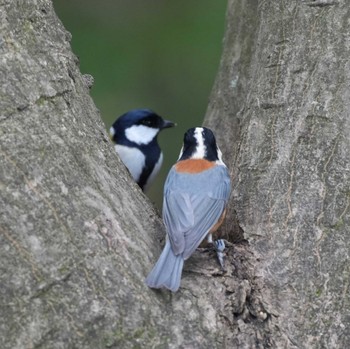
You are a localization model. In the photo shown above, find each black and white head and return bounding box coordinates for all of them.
[178,127,225,165]
[109,109,175,146]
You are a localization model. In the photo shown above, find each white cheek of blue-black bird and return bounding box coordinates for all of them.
[110,124,162,190]
[145,127,231,292]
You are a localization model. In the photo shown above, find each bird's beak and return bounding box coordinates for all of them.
[162,120,176,129]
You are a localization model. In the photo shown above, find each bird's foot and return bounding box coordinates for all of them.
[214,239,226,271]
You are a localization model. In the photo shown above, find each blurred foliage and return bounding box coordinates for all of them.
[53,0,227,207]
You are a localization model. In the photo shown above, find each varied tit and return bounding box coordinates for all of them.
[146,127,231,292]
[109,109,176,191]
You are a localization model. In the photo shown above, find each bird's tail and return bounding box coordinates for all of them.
[145,240,184,292]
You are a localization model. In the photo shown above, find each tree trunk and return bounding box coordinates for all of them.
[206,0,350,347]
[1,0,350,348]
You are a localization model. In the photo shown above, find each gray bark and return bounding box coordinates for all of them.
[1,0,350,348]
[206,0,350,348]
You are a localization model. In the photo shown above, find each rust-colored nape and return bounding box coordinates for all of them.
[175,159,215,174]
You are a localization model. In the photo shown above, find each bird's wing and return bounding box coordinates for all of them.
[182,195,226,259]
[163,190,194,255]
[163,165,231,259]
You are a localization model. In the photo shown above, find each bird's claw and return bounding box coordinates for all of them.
[214,239,226,270]
[214,239,225,252]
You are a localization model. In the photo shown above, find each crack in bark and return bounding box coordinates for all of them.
[305,0,338,7]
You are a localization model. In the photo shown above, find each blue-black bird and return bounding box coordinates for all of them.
[110,109,175,191]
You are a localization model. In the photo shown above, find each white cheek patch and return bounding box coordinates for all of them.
[125,125,158,145]
[177,146,184,160]
[115,144,145,182]
[109,127,115,137]
[216,146,226,166]
[192,127,206,159]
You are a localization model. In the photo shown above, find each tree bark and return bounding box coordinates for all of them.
[2,0,350,348]
[206,0,350,347]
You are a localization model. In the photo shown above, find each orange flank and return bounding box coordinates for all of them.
[175,159,215,174]
[199,209,227,247]
[209,209,226,235]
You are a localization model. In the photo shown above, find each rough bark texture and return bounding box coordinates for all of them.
[206,0,350,347]
[0,1,229,348]
[2,0,350,348]
[0,1,257,348]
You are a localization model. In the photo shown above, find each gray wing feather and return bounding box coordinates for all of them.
[163,191,194,255]
[163,165,231,259]
[182,196,226,259]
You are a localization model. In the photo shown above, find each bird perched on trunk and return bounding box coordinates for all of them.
[109,109,175,191]
[146,127,231,292]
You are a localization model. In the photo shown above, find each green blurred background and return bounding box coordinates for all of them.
[53,0,227,208]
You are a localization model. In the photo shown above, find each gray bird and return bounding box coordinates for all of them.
[146,127,231,292]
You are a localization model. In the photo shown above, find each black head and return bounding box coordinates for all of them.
[110,109,175,145]
[178,127,222,162]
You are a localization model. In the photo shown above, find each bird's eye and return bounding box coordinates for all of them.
[142,120,152,126]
